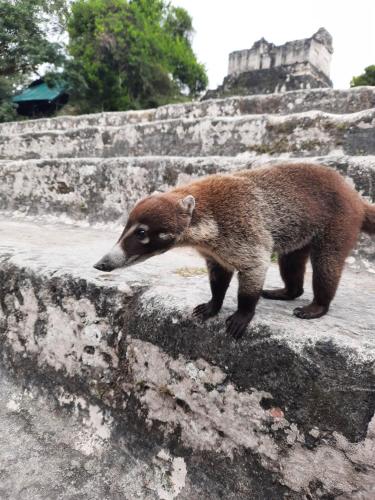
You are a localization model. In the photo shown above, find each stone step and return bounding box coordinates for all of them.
[0,155,374,225]
[1,87,375,137]
[1,108,375,160]
[0,365,193,500]
[0,218,374,499]
[0,156,248,225]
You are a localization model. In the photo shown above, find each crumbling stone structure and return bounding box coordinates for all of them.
[0,86,375,498]
[204,28,333,99]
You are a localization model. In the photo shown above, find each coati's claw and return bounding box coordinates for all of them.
[262,288,303,300]
[293,304,328,319]
[193,301,219,321]
[225,312,253,340]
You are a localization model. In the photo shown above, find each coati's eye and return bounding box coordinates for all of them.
[135,228,147,240]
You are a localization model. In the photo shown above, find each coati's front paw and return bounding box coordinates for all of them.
[293,303,328,319]
[193,301,220,321]
[225,312,254,340]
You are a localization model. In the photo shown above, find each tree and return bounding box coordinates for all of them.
[0,73,17,122]
[351,65,375,87]
[66,0,208,112]
[0,0,67,122]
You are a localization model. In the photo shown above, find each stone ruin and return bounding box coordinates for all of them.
[0,84,375,497]
[204,27,333,99]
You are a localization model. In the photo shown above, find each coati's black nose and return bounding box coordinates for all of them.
[93,262,106,271]
[93,258,114,272]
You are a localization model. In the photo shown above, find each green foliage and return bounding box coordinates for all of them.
[0,0,207,119]
[66,0,208,112]
[0,78,17,122]
[0,0,66,122]
[351,65,375,87]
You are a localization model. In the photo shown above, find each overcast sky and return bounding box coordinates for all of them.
[170,0,375,90]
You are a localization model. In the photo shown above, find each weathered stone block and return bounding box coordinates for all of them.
[0,219,374,498]
[1,109,375,160]
[1,87,375,137]
[0,155,373,216]
[0,83,374,498]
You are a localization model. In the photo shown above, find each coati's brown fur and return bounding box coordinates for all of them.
[94,163,375,339]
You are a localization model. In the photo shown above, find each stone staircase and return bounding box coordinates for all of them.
[1,106,375,160]
[0,87,375,499]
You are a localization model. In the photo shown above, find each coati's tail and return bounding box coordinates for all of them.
[362,202,375,234]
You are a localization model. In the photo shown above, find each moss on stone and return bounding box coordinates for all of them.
[174,267,207,277]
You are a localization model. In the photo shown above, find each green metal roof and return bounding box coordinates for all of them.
[12,81,66,103]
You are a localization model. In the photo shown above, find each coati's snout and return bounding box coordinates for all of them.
[94,245,127,272]
[93,193,195,272]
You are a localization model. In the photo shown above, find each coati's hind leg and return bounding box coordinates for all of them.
[262,245,310,300]
[293,233,357,319]
[193,258,233,321]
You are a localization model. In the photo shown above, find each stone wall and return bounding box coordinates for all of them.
[228,28,333,80]
[204,28,333,99]
[204,62,332,100]
[1,107,375,160]
[0,86,375,498]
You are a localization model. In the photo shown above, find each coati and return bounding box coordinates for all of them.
[94,163,375,339]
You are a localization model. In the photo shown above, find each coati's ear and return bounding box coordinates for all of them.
[178,195,195,215]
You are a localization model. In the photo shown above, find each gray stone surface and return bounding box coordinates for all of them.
[0,365,193,500]
[1,155,374,264]
[2,87,375,137]
[0,155,374,225]
[0,218,374,498]
[1,108,375,160]
[1,85,375,498]
[0,156,247,224]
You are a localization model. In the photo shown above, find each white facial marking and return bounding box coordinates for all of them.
[159,232,174,241]
[106,244,127,268]
[123,224,138,240]
[123,223,150,244]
